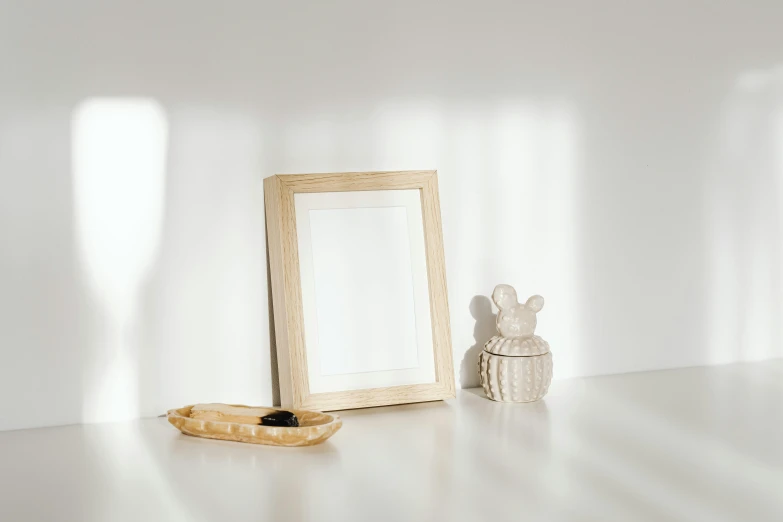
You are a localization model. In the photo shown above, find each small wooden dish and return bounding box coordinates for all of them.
[167,404,342,447]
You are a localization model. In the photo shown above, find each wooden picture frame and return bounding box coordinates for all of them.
[264,170,455,411]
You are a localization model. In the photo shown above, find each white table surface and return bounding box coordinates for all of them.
[1,361,782,522]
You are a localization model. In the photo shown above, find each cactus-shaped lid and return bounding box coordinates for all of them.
[484,284,549,356]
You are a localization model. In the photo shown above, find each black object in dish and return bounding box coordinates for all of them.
[260,411,299,427]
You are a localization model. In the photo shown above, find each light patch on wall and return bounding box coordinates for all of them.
[488,101,581,378]
[705,68,783,363]
[72,98,168,423]
[444,101,581,385]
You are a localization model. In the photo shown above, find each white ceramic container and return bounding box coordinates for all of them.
[479,285,553,402]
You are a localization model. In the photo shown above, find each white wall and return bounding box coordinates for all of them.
[2,1,783,430]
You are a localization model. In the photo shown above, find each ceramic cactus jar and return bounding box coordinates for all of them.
[479,284,553,402]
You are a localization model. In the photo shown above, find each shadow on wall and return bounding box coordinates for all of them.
[3,1,783,430]
[266,226,281,407]
[0,94,275,430]
[0,102,88,430]
[460,295,497,388]
[134,106,270,418]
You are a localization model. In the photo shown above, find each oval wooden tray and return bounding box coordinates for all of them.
[167,404,342,447]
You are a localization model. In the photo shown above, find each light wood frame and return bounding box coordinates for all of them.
[264,170,455,411]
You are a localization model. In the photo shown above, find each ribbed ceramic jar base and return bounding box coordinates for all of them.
[479,350,553,402]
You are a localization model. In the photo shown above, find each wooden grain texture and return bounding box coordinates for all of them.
[264,170,455,411]
[420,173,456,398]
[275,170,434,193]
[302,383,454,411]
[264,176,294,406]
[264,175,309,408]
